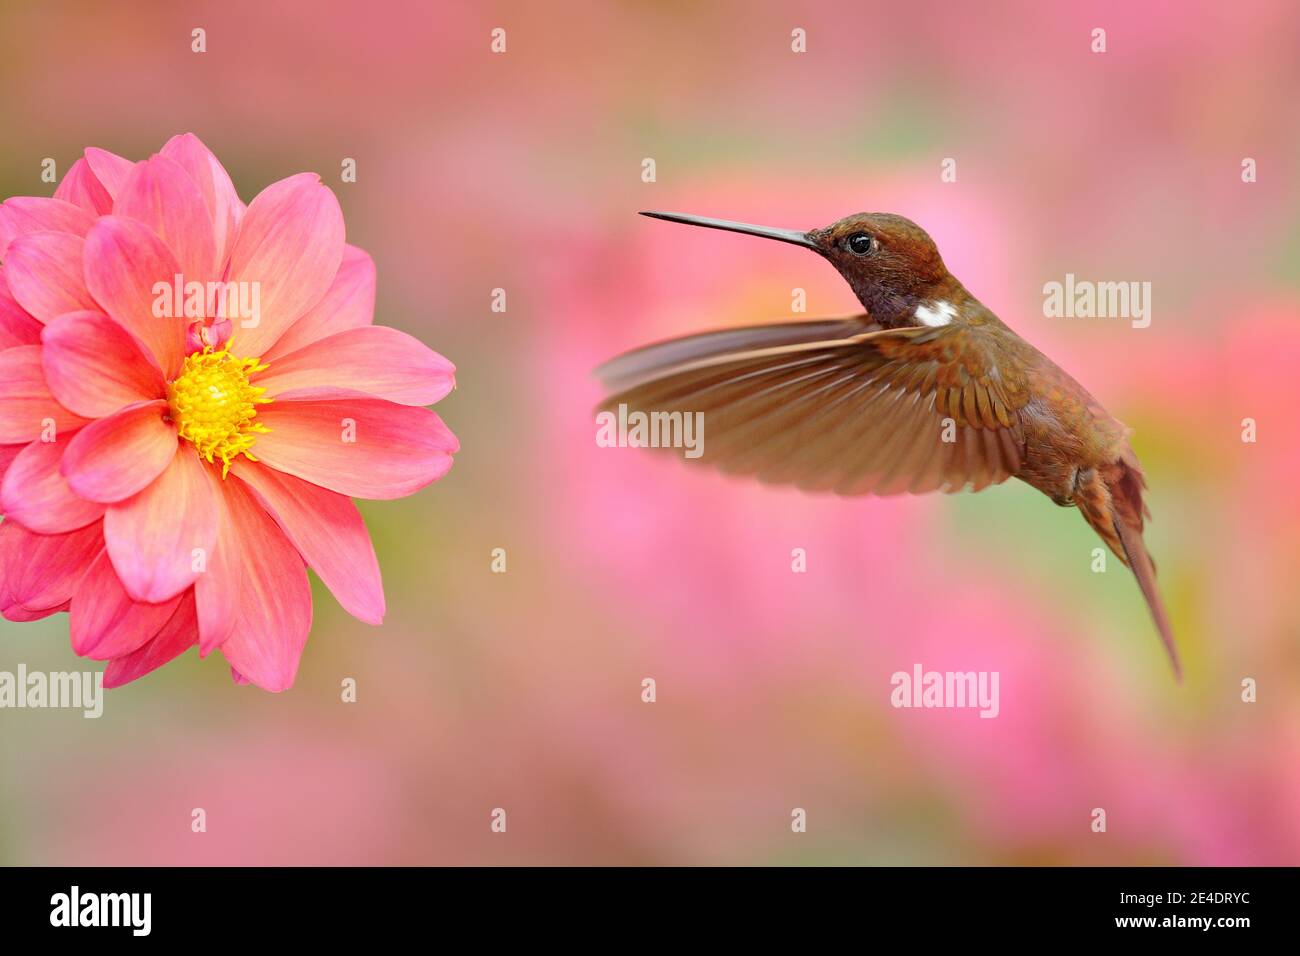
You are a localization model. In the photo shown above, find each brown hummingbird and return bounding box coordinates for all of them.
[597,211,1180,679]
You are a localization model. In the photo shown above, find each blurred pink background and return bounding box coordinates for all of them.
[1,0,1298,865]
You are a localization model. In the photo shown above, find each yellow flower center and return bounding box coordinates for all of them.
[167,348,271,477]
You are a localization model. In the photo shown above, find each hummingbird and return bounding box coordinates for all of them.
[596,210,1180,679]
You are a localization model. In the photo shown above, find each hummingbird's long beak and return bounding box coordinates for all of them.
[639,211,818,250]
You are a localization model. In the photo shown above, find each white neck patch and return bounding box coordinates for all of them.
[914,300,957,327]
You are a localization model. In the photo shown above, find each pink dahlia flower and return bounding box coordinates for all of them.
[0,134,457,691]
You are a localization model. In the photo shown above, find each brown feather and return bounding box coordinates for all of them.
[599,323,1028,497]
[1075,459,1181,680]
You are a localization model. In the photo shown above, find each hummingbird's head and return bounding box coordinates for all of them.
[640,210,959,326]
[808,213,950,308]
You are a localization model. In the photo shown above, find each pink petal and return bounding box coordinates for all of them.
[256,325,455,406]
[0,442,23,484]
[0,266,44,349]
[160,133,244,269]
[0,197,95,257]
[0,518,100,611]
[103,592,198,689]
[253,392,458,499]
[83,216,187,378]
[61,400,176,503]
[83,147,136,201]
[2,600,68,622]
[225,173,345,358]
[104,447,218,602]
[3,231,97,322]
[0,344,91,444]
[0,433,105,533]
[231,460,384,625]
[218,476,312,692]
[40,311,166,417]
[54,158,114,215]
[193,466,241,654]
[70,549,182,659]
[114,153,219,285]
[264,244,375,360]
[229,666,252,686]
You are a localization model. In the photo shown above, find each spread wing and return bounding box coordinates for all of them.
[598,322,1028,496]
[595,315,879,392]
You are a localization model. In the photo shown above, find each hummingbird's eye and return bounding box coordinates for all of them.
[846,232,874,256]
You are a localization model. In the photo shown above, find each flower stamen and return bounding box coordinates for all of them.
[167,347,271,477]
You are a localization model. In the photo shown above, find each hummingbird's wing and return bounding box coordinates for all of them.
[598,323,1028,496]
[595,315,878,392]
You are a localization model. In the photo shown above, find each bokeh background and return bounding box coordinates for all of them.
[1,0,1298,865]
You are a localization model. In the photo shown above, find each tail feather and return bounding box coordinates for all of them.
[1078,456,1181,681]
[1114,512,1181,681]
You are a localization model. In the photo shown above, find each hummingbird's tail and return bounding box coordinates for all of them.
[1076,453,1182,681]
